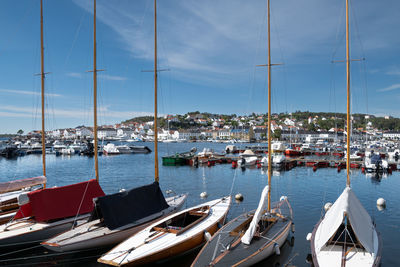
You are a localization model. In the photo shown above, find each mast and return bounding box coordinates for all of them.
[346,0,350,187]
[267,0,272,211]
[154,0,159,182]
[40,0,46,187]
[93,0,99,182]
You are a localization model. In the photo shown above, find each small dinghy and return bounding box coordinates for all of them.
[42,182,187,252]
[191,186,293,267]
[98,196,231,266]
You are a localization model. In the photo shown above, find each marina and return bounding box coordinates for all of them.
[0,141,399,266]
[1,0,400,266]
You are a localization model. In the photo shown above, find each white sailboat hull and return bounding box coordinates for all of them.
[237,222,291,267]
[0,214,89,247]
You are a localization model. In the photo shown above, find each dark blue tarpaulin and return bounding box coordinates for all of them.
[95,182,169,230]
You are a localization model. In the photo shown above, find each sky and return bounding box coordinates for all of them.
[0,0,399,133]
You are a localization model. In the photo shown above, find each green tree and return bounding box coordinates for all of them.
[272,128,282,139]
[17,129,24,135]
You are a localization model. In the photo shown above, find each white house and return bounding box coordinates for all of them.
[117,128,134,137]
[63,129,76,139]
[284,118,295,126]
[212,121,221,128]
[200,130,213,139]
[383,131,400,140]
[98,128,117,139]
[76,127,93,138]
[218,129,231,140]
[172,129,201,140]
[49,129,61,138]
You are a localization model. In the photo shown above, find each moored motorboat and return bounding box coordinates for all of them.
[103,143,120,155]
[98,196,231,266]
[238,149,259,166]
[129,145,151,154]
[261,153,286,169]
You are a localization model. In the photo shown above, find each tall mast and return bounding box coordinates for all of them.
[346,0,350,187]
[154,0,159,182]
[267,0,272,211]
[40,0,46,187]
[93,0,99,182]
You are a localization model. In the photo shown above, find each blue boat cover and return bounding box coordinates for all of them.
[96,182,169,230]
[370,154,381,164]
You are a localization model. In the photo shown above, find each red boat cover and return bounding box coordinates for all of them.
[15,179,104,222]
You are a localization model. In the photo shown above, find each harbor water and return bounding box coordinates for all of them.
[0,142,399,266]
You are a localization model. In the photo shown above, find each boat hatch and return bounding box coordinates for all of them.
[229,216,253,237]
[152,206,210,235]
[259,216,278,235]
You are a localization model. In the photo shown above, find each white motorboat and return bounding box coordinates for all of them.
[238,149,259,166]
[103,143,120,155]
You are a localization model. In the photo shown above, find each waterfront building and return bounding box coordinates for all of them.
[97,128,117,139]
[76,126,93,139]
[383,131,400,140]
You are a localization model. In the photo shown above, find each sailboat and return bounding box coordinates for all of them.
[0,0,105,247]
[0,0,49,223]
[0,176,46,224]
[308,1,382,266]
[97,1,230,265]
[190,1,293,266]
[41,0,186,252]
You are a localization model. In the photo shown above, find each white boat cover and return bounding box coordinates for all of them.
[0,176,46,194]
[315,187,376,254]
[271,142,286,152]
[241,185,269,245]
[242,149,255,156]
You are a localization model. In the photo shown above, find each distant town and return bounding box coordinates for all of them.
[5,111,400,142]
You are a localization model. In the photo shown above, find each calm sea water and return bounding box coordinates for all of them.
[0,142,399,266]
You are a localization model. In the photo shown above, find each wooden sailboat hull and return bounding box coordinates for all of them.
[41,194,188,252]
[191,198,293,267]
[109,218,221,267]
[98,196,231,266]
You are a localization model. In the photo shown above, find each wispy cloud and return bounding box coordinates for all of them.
[99,74,128,81]
[66,72,83,78]
[0,105,152,120]
[377,83,400,92]
[0,89,62,97]
[0,111,34,118]
[72,0,400,89]
[386,69,400,76]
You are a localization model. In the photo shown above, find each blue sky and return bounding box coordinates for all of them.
[0,0,399,133]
